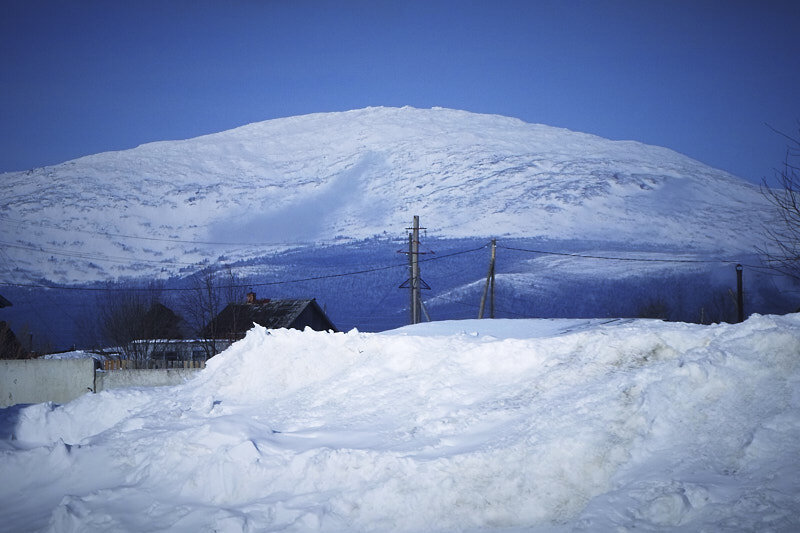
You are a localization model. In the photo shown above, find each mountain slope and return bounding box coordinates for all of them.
[1,106,771,284]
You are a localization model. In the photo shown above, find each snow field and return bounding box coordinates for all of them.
[1,315,799,532]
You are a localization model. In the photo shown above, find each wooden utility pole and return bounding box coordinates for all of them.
[479,239,496,319]
[736,264,744,323]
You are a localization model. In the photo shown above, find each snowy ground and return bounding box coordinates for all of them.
[1,315,799,532]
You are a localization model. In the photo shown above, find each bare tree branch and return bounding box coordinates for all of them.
[759,125,800,279]
[179,268,246,359]
[95,281,172,366]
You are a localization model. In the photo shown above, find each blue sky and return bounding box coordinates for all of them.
[1,0,798,184]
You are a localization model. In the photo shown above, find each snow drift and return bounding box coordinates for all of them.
[1,315,799,532]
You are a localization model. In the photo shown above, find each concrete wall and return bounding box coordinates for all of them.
[1,359,95,407]
[1,359,203,407]
[95,368,200,392]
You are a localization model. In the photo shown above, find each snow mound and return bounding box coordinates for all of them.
[1,315,799,532]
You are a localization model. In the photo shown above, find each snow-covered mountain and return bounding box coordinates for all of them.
[0,106,772,284]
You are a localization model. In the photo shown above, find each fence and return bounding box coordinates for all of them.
[95,367,201,393]
[102,359,207,370]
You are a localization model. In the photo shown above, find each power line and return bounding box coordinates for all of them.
[0,249,70,347]
[0,226,485,276]
[0,240,766,292]
[418,243,488,263]
[0,229,773,298]
[0,241,491,293]
[496,244,745,265]
[0,260,409,292]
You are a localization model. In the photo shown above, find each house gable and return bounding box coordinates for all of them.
[143,303,188,340]
[291,299,337,332]
[205,298,337,340]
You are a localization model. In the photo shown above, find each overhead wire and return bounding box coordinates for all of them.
[496,243,747,265]
[1,227,789,341]
[0,226,780,319]
[0,248,71,348]
[0,256,410,292]
[4,211,765,272]
[0,240,491,292]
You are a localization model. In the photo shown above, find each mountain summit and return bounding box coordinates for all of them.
[2,107,770,283]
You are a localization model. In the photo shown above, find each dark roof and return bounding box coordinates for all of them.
[204,299,337,339]
[143,303,188,339]
[0,294,11,308]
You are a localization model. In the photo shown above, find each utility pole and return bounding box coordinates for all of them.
[479,239,496,319]
[411,215,421,324]
[407,232,415,324]
[736,264,744,323]
[490,239,496,318]
[399,215,429,325]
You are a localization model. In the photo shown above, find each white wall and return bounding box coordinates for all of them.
[1,359,95,407]
[1,360,203,407]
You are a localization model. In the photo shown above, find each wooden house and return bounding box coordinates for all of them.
[142,302,189,340]
[204,293,337,341]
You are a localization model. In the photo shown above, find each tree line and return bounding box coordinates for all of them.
[79,269,246,366]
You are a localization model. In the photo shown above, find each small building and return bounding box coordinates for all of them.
[204,293,337,341]
[143,303,189,340]
[134,338,230,369]
[99,303,199,368]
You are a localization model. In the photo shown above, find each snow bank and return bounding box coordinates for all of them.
[1,315,799,532]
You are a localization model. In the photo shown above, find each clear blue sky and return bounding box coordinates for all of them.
[1,0,798,184]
